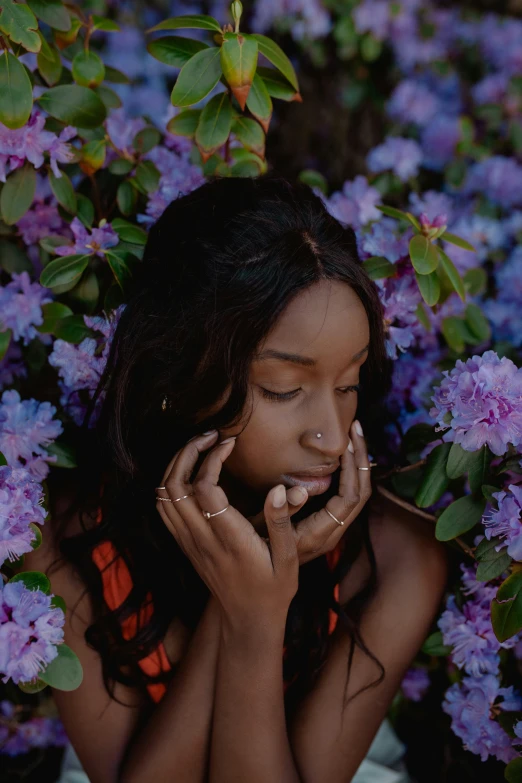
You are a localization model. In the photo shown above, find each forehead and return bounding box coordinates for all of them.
[255,280,370,369]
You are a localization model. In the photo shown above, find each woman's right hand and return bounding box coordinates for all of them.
[155,431,299,632]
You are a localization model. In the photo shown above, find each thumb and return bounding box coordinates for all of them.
[264,484,297,567]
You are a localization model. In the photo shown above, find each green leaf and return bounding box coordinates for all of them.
[40,253,90,288]
[1,162,36,225]
[68,268,99,312]
[475,537,511,582]
[106,249,133,291]
[298,169,328,195]
[133,127,162,155]
[491,571,522,643]
[37,302,73,334]
[18,678,48,694]
[446,442,478,479]
[468,445,494,495]
[49,169,77,214]
[167,108,201,138]
[248,34,299,92]
[245,72,272,131]
[80,139,106,174]
[46,439,77,467]
[505,756,522,782]
[111,218,147,245]
[465,302,491,343]
[482,484,501,503]
[0,50,33,129]
[117,181,137,216]
[415,269,440,306]
[409,235,439,275]
[0,328,11,360]
[72,50,105,88]
[414,442,452,508]
[9,571,51,594]
[54,314,92,343]
[94,84,122,110]
[27,0,71,32]
[195,91,233,159]
[104,65,130,84]
[231,116,264,157]
[147,14,222,33]
[362,256,396,280]
[435,495,486,541]
[0,1,40,53]
[29,522,43,551]
[220,32,258,110]
[171,47,223,107]
[147,35,208,68]
[376,204,411,222]
[40,643,83,691]
[421,630,452,656]
[230,159,260,177]
[91,15,119,32]
[37,41,62,86]
[38,84,107,129]
[442,231,475,251]
[463,267,487,296]
[437,247,465,302]
[415,301,431,331]
[134,160,161,193]
[0,238,32,274]
[50,594,66,612]
[257,66,298,101]
[109,158,134,176]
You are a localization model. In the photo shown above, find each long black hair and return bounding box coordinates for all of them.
[48,171,394,722]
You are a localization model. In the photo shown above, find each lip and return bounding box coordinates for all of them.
[287,465,339,477]
[281,473,334,496]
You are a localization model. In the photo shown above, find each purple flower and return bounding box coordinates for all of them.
[0,111,77,182]
[409,190,454,224]
[442,214,505,275]
[0,342,27,391]
[0,272,53,345]
[387,79,439,127]
[482,484,522,561]
[0,581,64,685]
[105,106,147,153]
[54,217,119,259]
[251,0,332,41]
[421,115,460,171]
[401,667,431,701]
[430,351,522,456]
[375,264,422,359]
[357,217,411,263]
[137,145,206,224]
[17,197,66,246]
[367,137,423,182]
[325,176,381,229]
[353,0,391,39]
[0,464,46,565]
[0,389,63,480]
[465,157,522,209]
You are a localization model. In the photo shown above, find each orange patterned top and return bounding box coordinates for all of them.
[92,505,342,702]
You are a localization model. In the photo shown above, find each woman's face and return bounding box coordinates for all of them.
[210,279,371,523]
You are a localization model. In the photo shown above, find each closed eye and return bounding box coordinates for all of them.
[260,385,360,402]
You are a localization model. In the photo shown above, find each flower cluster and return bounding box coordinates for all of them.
[0,465,46,564]
[0,700,67,756]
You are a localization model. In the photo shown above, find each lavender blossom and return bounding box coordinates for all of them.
[482,485,522,562]
[367,137,423,182]
[465,157,522,209]
[0,111,77,182]
[0,465,46,565]
[0,272,53,345]
[251,0,332,41]
[430,351,522,456]
[401,667,431,701]
[387,80,439,127]
[325,176,381,230]
[356,218,411,263]
[0,700,67,756]
[54,217,119,259]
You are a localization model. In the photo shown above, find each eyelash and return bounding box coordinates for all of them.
[260,385,361,402]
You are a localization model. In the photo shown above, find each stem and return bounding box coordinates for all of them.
[376,458,427,481]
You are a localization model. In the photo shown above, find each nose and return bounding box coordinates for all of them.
[302,394,353,457]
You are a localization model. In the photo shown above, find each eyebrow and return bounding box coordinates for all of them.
[255,343,370,368]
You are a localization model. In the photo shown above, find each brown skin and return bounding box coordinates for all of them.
[22,279,448,782]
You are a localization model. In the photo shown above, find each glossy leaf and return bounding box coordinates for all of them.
[0,1,40,53]
[409,235,439,275]
[465,302,491,343]
[230,159,260,177]
[29,522,42,551]
[106,249,133,291]
[0,50,33,129]
[443,231,475,251]
[0,328,11,361]
[46,440,77,468]
[18,678,48,694]
[27,0,71,31]
[147,36,208,68]
[249,34,298,91]
[72,50,105,88]
[435,495,486,541]
[1,162,36,225]
[51,595,67,612]
[0,239,32,274]
[415,269,440,306]
[40,254,90,288]
[362,256,396,280]
[220,32,258,110]
[257,66,301,102]
[468,446,494,495]
[76,194,95,229]
[37,42,62,86]
[195,91,233,161]
[134,160,161,193]
[491,571,522,643]
[91,15,119,32]
[475,536,511,582]
[231,116,264,158]
[414,442,451,508]
[95,85,122,110]
[446,442,478,479]
[505,756,522,782]
[421,630,452,656]
[38,85,107,129]
[40,643,83,691]
[111,218,148,245]
[109,158,134,176]
[54,314,93,344]
[463,267,487,296]
[9,571,51,594]
[245,72,272,133]
[68,268,99,312]
[133,127,161,155]
[104,65,130,84]
[437,247,466,301]
[171,47,222,107]
[147,14,222,34]
[49,169,77,214]
[37,302,74,334]
[167,109,201,138]
[79,140,106,176]
[117,181,137,216]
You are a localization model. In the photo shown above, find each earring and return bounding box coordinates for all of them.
[161,395,168,412]
[316,432,322,438]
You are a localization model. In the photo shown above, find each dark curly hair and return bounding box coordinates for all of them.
[48,171,394,725]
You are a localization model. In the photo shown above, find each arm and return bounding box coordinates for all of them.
[209,613,301,783]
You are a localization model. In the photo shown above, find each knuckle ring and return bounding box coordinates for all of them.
[156,491,195,503]
[202,505,229,519]
[325,508,344,527]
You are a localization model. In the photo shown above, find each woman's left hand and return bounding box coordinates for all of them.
[249,420,373,565]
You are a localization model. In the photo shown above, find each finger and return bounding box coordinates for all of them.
[264,485,298,572]
[247,486,308,531]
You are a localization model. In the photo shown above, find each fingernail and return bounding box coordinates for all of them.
[220,436,236,444]
[354,420,363,437]
[348,438,355,453]
[273,485,286,507]
[288,486,307,504]
[203,429,217,435]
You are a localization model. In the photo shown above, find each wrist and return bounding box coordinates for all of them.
[220,607,287,651]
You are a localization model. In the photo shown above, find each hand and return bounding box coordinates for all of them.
[247,420,373,565]
[155,432,299,629]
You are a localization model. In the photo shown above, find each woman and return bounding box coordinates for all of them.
[26,172,448,782]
